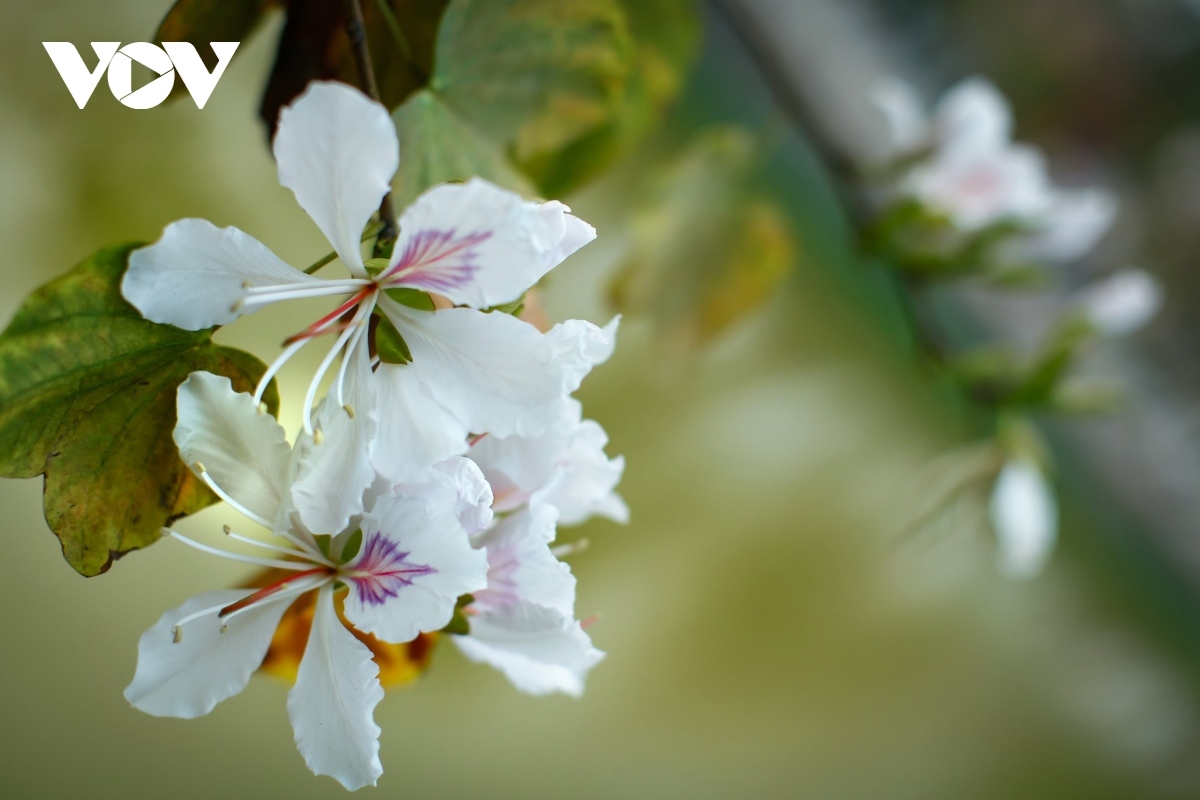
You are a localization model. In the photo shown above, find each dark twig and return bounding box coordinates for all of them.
[344,0,397,248]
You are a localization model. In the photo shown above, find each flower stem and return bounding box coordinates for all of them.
[344,0,397,246]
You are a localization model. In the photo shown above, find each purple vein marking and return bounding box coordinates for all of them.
[381,228,493,292]
[348,531,437,606]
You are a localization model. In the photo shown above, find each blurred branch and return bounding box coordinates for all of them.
[344,0,397,245]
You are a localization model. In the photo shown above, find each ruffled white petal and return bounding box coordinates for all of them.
[547,315,620,395]
[1076,269,1163,338]
[934,77,1012,159]
[532,419,628,526]
[870,76,928,156]
[380,299,565,439]
[989,460,1058,579]
[125,589,289,718]
[288,586,384,791]
[905,144,1054,231]
[342,493,489,644]
[473,504,575,617]
[174,372,293,525]
[273,82,399,277]
[123,218,319,330]
[384,178,595,308]
[371,361,470,483]
[454,601,604,698]
[291,337,378,534]
[396,456,494,535]
[1019,188,1117,264]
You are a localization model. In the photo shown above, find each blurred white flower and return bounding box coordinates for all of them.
[871,76,1117,258]
[988,459,1058,580]
[1075,269,1164,337]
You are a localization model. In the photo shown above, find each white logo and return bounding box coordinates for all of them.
[42,42,240,109]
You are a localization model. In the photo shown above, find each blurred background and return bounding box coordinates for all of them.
[2,1,1200,798]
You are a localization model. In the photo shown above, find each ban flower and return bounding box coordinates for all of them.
[124,372,488,790]
[122,80,598,532]
[872,76,1116,259]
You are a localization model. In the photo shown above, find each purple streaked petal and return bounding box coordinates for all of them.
[382,228,491,293]
[346,531,436,607]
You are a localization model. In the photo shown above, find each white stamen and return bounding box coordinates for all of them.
[195,469,273,529]
[167,530,318,571]
[253,337,310,406]
[334,299,372,408]
[551,538,590,558]
[218,574,331,625]
[301,304,368,434]
[239,279,372,308]
[223,527,333,565]
[171,600,236,636]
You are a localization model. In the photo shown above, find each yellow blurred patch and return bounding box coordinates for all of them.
[243,569,439,688]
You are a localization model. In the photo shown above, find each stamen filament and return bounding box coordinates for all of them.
[219,574,331,625]
[195,468,273,529]
[240,279,372,306]
[223,526,332,565]
[284,287,374,347]
[551,538,590,558]
[171,601,232,638]
[302,303,369,434]
[253,337,310,406]
[167,530,318,571]
[334,295,375,408]
[219,567,329,617]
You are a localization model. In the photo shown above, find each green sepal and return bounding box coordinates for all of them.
[314,534,333,560]
[339,529,364,564]
[385,287,437,311]
[440,593,475,635]
[484,292,527,316]
[374,313,414,364]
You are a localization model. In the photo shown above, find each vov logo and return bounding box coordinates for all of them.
[42,42,239,109]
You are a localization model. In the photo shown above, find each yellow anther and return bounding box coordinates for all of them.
[172,626,183,644]
[344,404,356,419]
[313,429,324,445]
[193,461,206,474]
[222,524,232,535]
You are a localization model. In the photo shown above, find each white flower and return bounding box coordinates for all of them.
[469,317,628,526]
[455,504,605,697]
[988,459,1058,579]
[1074,268,1164,337]
[121,81,598,531]
[871,76,1116,257]
[124,372,488,790]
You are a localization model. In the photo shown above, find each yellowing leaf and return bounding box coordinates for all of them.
[611,127,796,349]
[0,245,278,576]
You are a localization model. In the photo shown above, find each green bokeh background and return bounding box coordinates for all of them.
[1,2,1198,798]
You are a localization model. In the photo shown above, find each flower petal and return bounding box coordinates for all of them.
[1076,269,1163,338]
[383,178,595,307]
[292,337,378,534]
[1020,188,1117,264]
[175,371,293,525]
[396,456,494,535]
[273,82,399,277]
[371,361,470,483]
[381,300,566,439]
[473,504,575,617]
[125,589,290,718]
[454,601,604,698]
[870,76,928,156]
[935,77,1012,158]
[343,492,489,643]
[288,586,384,791]
[989,460,1058,579]
[123,219,318,330]
[532,418,628,526]
[547,315,620,395]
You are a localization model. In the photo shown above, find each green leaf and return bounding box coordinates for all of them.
[431,0,633,163]
[521,0,701,195]
[374,313,413,364]
[392,89,535,205]
[610,127,795,348]
[0,245,278,576]
[484,291,527,316]
[385,286,437,311]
